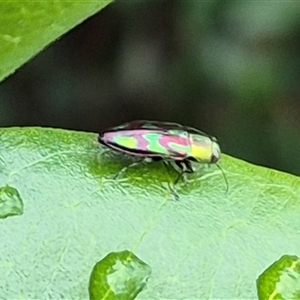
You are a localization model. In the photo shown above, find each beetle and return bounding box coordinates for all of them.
[98,120,226,194]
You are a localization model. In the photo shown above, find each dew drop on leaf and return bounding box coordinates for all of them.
[89,250,151,300]
[257,254,300,300]
[0,185,24,219]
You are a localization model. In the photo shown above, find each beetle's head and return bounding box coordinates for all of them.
[189,134,221,164]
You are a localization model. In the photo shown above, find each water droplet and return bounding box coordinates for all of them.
[257,254,300,300]
[0,185,24,219]
[89,250,151,300]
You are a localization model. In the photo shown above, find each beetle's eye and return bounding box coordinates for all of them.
[211,154,218,163]
[210,143,221,163]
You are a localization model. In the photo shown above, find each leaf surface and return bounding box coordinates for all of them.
[0,1,112,82]
[0,127,299,298]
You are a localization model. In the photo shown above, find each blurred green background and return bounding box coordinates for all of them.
[1,1,300,176]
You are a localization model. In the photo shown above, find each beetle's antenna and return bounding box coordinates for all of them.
[216,164,229,194]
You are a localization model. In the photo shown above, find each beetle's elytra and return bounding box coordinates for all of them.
[98,120,223,190]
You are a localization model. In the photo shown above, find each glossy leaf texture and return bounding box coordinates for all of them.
[0,127,300,298]
[0,1,112,82]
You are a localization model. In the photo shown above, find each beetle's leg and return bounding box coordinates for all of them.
[114,159,146,179]
[174,160,194,185]
[161,161,181,201]
[162,160,193,184]
[169,185,180,201]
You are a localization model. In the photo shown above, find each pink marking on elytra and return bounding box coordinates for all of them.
[101,131,118,143]
[135,131,151,151]
[158,134,190,158]
[101,129,191,159]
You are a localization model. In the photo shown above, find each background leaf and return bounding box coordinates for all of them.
[0,127,299,298]
[0,0,112,82]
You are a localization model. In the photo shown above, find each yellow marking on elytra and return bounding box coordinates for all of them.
[190,143,211,162]
[115,136,138,149]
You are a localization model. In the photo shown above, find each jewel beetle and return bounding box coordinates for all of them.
[98,120,226,194]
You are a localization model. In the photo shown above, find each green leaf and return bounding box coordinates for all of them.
[0,127,300,298]
[0,0,112,82]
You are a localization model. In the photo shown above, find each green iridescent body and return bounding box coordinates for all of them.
[99,121,220,163]
[98,120,224,197]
